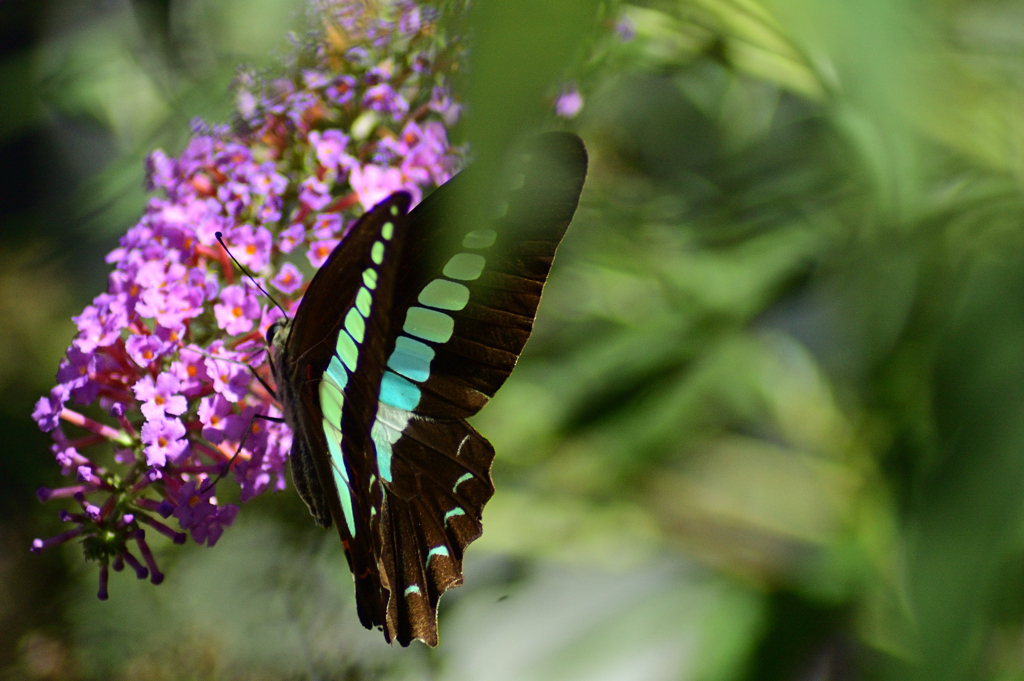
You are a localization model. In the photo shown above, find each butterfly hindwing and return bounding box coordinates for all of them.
[377,415,494,645]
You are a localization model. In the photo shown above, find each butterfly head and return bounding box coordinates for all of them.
[266,317,290,349]
[266,316,293,381]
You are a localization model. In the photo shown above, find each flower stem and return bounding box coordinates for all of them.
[60,409,133,447]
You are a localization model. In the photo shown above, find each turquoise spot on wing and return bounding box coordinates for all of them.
[404,585,420,596]
[332,466,357,537]
[380,370,421,410]
[323,421,347,481]
[326,355,348,390]
[403,307,454,343]
[426,545,449,568]
[444,507,465,525]
[319,376,345,426]
[462,229,496,249]
[336,331,359,371]
[387,336,434,382]
[370,420,394,482]
[395,335,434,361]
[322,420,356,536]
[345,308,365,343]
[355,287,372,317]
[453,472,473,493]
[418,279,470,311]
[363,268,378,289]
[371,241,384,265]
[382,222,394,240]
[442,253,486,280]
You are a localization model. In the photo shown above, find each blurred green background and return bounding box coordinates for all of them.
[6,0,1024,679]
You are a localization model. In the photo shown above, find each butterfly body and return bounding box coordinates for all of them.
[268,132,587,646]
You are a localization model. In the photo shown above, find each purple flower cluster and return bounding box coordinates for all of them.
[31,0,463,600]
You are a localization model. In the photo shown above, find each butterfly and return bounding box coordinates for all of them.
[266,132,587,646]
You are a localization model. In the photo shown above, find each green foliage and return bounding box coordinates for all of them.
[7,0,1024,678]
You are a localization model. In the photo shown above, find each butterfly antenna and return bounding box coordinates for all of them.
[215,231,289,318]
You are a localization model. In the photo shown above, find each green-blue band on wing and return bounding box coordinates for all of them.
[387,336,434,382]
[337,330,359,371]
[345,308,365,343]
[380,370,421,411]
[370,421,393,483]
[326,355,348,390]
[319,375,345,426]
[453,472,473,493]
[362,268,378,289]
[444,507,465,526]
[403,306,454,343]
[426,545,449,568]
[418,279,470,311]
[322,420,357,536]
[442,253,486,280]
[462,229,497,249]
[355,287,372,317]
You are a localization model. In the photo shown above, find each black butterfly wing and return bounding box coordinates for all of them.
[369,132,589,645]
[393,131,589,417]
[281,192,412,636]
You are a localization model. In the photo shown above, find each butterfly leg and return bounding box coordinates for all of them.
[249,366,278,400]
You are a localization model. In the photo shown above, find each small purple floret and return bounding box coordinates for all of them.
[555,87,584,118]
[121,549,150,580]
[30,527,84,554]
[271,263,304,294]
[97,562,110,600]
[135,530,164,585]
